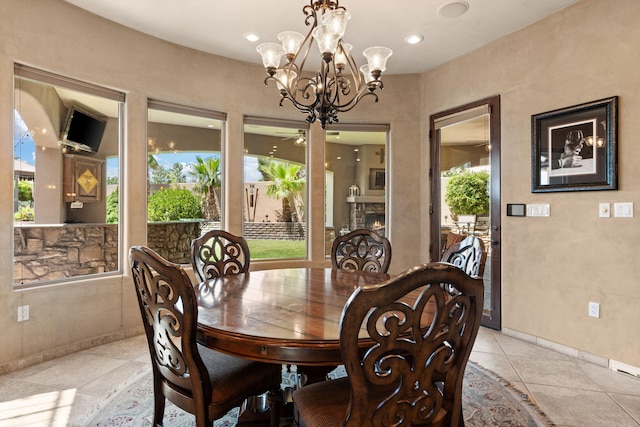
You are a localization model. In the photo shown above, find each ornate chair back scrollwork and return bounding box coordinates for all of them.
[331,228,392,273]
[293,262,484,427]
[130,246,280,427]
[441,235,487,277]
[191,229,251,283]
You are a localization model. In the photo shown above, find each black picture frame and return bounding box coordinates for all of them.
[531,96,618,192]
[369,168,385,190]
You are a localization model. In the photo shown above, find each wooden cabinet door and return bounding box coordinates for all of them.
[63,154,103,203]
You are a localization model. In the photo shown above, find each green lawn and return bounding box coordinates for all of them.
[246,239,307,259]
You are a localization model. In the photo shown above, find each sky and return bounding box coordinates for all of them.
[14,110,35,165]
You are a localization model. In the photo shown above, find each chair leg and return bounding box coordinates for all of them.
[456,406,466,427]
[152,377,165,426]
[267,388,280,427]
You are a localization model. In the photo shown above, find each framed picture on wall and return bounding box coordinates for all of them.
[369,168,385,190]
[531,96,618,192]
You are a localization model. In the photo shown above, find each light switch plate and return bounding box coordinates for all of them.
[526,204,550,217]
[589,302,600,318]
[614,202,633,218]
[599,203,610,218]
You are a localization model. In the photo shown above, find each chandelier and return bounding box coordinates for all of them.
[256,0,392,129]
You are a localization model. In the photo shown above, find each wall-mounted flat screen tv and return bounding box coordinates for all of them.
[60,106,107,153]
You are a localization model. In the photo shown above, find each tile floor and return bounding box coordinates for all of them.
[0,328,639,426]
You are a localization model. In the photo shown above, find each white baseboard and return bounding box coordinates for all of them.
[0,327,143,375]
[501,328,639,375]
[610,359,640,378]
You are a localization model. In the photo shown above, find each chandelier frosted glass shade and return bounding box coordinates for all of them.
[334,43,352,68]
[256,43,284,71]
[321,9,350,39]
[363,46,393,73]
[312,24,341,56]
[256,0,392,128]
[278,31,305,57]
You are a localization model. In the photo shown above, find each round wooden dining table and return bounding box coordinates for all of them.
[195,267,391,366]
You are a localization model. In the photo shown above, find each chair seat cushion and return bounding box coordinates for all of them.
[293,377,350,427]
[198,344,281,407]
[293,376,450,427]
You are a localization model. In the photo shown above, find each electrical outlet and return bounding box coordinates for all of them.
[588,302,600,318]
[17,305,29,322]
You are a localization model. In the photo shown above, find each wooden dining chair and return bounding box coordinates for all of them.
[293,262,484,427]
[331,228,392,273]
[441,234,487,278]
[191,229,251,282]
[130,246,281,427]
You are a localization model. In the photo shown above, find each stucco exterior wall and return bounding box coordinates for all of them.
[422,0,640,367]
[0,0,421,368]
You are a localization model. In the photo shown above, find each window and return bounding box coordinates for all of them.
[325,125,389,255]
[243,118,308,260]
[13,64,124,286]
[146,101,225,264]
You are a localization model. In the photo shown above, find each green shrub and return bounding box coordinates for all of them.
[444,170,490,216]
[14,205,34,221]
[17,180,33,202]
[106,188,119,224]
[147,188,203,222]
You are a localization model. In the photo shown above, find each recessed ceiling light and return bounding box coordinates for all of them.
[437,1,469,19]
[405,34,424,45]
[244,32,261,42]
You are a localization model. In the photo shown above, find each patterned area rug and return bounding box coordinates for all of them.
[82,362,555,426]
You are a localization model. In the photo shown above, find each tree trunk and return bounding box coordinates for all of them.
[205,188,220,221]
[281,198,292,222]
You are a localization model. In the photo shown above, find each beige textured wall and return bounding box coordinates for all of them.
[0,0,421,367]
[422,0,640,367]
[2,0,637,371]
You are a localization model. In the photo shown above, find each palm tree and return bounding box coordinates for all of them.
[259,160,305,223]
[147,154,160,194]
[189,156,221,221]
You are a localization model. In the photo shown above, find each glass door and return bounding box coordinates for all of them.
[430,96,501,330]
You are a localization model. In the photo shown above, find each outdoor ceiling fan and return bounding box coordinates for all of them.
[276,129,339,146]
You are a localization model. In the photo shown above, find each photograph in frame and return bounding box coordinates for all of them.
[531,96,618,192]
[369,168,385,190]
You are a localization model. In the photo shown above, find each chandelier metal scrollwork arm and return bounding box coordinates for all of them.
[257,0,391,128]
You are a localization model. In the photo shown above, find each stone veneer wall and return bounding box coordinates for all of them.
[13,224,118,284]
[147,222,202,265]
[201,221,306,240]
[243,222,306,240]
[12,221,309,284]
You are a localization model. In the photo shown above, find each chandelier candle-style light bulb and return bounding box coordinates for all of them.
[256,0,392,128]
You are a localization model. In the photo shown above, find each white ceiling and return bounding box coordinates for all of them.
[63,0,580,75]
